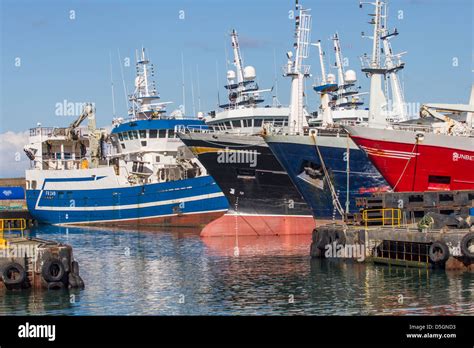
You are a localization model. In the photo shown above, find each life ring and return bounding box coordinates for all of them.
[42,259,65,283]
[460,232,474,259]
[428,241,450,264]
[1,262,26,286]
[128,174,138,184]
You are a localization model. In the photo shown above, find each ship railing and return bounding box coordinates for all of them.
[29,127,87,138]
[176,125,211,134]
[40,157,90,170]
[282,64,311,77]
[0,218,26,248]
[362,208,402,229]
[391,124,434,133]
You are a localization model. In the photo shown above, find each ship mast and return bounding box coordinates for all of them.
[222,30,269,110]
[231,30,245,86]
[312,41,334,126]
[360,0,388,128]
[333,33,348,106]
[285,1,311,134]
[381,7,407,122]
[129,48,171,120]
[360,0,407,126]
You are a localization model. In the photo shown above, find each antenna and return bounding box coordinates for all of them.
[190,68,196,117]
[215,60,221,108]
[117,48,129,113]
[181,52,186,115]
[109,51,116,117]
[273,48,280,105]
[196,64,202,112]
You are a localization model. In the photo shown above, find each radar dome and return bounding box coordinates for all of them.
[243,66,256,81]
[227,70,236,80]
[327,73,336,84]
[345,70,357,83]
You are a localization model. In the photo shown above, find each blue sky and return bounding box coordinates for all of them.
[1,0,472,133]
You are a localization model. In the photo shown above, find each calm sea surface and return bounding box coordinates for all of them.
[1,225,473,315]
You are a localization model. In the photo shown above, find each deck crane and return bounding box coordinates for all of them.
[419,85,474,135]
[65,103,102,168]
[65,103,95,140]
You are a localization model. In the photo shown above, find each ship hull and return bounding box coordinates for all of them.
[178,133,315,236]
[345,125,474,192]
[264,133,389,218]
[25,167,228,227]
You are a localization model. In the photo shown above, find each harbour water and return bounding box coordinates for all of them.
[1,226,473,316]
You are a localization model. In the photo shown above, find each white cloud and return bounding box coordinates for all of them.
[0,131,30,178]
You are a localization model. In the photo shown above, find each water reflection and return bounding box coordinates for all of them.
[0,225,472,315]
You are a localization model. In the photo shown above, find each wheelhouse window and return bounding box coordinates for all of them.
[118,133,124,141]
[168,129,175,138]
[139,130,147,138]
[224,121,231,129]
[254,119,263,127]
[159,130,167,138]
[232,120,242,128]
[243,119,252,127]
[149,129,158,138]
[122,132,129,140]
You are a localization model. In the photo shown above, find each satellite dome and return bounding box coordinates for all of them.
[327,73,336,84]
[345,70,357,83]
[243,66,256,80]
[227,70,236,80]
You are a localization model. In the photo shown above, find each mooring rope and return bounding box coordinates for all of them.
[310,134,346,219]
[391,139,419,192]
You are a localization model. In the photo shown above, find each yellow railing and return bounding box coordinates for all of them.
[0,218,26,248]
[362,208,401,228]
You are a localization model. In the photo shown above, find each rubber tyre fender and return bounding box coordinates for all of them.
[316,230,330,250]
[428,241,450,264]
[61,256,70,273]
[47,281,64,290]
[42,259,65,283]
[310,242,322,258]
[460,232,474,259]
[72,261,80,276]
[333,229,346,245]
[2,262,26,286]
